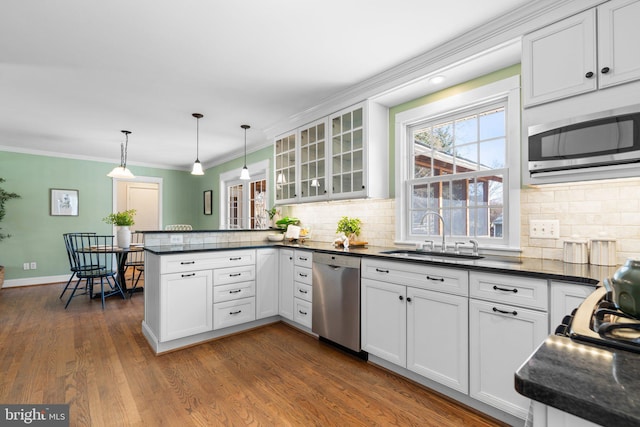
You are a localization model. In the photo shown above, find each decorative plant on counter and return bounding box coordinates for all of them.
[275,216,300,230]
[267,207,279,221]
[102,209,136,226]
[336,216,362,241]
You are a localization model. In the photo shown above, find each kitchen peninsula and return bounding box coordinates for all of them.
[141,229,619,427]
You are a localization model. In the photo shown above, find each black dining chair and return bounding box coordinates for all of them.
[65,234,126,309]
[125,231,144,296]
[60,232,96,300]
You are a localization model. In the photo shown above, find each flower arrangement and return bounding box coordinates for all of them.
[102,209,136,227]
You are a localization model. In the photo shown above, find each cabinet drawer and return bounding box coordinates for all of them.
[470,272,548,311]
[213,281,255,303]
[294,250,313,268]
[362,258,468,296]
[293,298,312,328]
[161,250,255,274]
[294,265,312,285]
[294,282,312,302]
[213,297,256,330]
[213,265,256,286]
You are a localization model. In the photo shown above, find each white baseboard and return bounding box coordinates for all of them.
[2,275,68,288]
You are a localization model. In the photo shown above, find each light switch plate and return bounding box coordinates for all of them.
[169,234,183,244]
[530,219,560,239]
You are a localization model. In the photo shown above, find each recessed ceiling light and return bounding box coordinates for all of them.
[429,75,445,85]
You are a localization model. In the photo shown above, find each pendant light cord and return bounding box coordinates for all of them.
[121,130,131,168]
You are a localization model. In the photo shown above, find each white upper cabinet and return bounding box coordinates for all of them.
[274,100,388,204]
[523,0,640,107]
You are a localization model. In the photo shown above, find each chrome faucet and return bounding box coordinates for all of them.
[419,211,446,252]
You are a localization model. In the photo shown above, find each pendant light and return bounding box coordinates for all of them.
[240,124,251,180]
[191,113,204,175]
[107,130,135,179]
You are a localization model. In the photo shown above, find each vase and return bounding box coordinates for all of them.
[117,226,131,248]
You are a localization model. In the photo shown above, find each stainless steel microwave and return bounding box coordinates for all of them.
[528,105,640,175]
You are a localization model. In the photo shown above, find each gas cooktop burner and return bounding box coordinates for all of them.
[558,286,640,353]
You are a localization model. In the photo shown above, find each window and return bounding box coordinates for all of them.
[220,160,271,229]
[395,76,520,250]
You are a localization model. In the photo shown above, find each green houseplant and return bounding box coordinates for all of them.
[336,216,362,242]
[103,209,136,248]
[0,178,21,289]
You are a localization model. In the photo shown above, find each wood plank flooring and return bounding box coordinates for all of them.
[0,282,507,426]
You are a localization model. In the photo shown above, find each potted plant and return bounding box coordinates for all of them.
[0,178,20,289]
[336,216,362,243]
[267,207,280,228]
[103,209,136,248]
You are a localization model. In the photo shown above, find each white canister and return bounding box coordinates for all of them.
[563,238,589,264]
[590,237,617,266]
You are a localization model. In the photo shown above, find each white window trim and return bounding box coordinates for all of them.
[394,75,521,254]
[219,159,270,229]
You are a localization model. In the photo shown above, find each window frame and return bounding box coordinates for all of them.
[219,159,270,229]
[394,76,521,253]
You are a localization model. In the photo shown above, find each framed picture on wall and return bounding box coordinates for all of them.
[50,188,79,216]
[203,190,212,215]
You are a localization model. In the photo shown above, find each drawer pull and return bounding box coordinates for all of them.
[229,273,242,277]
[298,310,308,315]
[298,289,308,294]
[181,273,196,278]
[298,273,308,278]
[493,307,517,316]
[299,256,308,261]
[375,268,390,273]
[229,310,242,315]
[493,285,518,293]
[180,261,195,265]
[426,275,444,282]
[229,257,242,261]
[229,289,241,294]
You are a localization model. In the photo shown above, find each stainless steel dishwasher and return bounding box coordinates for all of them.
[312,252,363,355]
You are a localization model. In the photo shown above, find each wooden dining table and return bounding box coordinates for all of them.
[78,245,144,293]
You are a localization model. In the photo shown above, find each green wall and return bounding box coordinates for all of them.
[387,63,521,197]
[0,151,198,281]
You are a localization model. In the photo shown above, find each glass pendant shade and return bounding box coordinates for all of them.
[191,113,205,175]
[240,124,251,180]
[108,130,135,178]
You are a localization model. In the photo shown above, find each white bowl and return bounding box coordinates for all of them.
[267,234,284,242]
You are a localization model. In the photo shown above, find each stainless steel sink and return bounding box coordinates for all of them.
[380,249,483,260]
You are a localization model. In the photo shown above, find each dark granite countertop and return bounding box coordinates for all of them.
[144,240,619,285]
[515,335,640,426]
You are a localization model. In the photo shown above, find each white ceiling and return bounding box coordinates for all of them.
[0,0,536,172]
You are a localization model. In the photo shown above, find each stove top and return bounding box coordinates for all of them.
[557,286,640,353]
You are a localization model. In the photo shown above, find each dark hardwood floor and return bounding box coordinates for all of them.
[0,281,507,426]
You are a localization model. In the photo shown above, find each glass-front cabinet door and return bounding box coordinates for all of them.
[330,103,366,199]
[299,118,328,201]
[275,132,297,203]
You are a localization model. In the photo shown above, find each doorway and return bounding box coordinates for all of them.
[112,176,163,232]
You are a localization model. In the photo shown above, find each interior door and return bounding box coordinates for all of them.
[116,180,161,231]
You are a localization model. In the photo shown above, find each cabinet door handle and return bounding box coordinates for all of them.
[407,297,412,303]
[601,66,610,74]
[585,71,594,78]
[229,257,242,261]
[399,295,404,301]
[230,310,242,315]
[298,289,308,294]
[229,289,242,294]
[493,307,517,316]
[298,273,308,278]
[376,268,390,273]
[493,285,518,293]
[426,275,444,282]
[181,273,196,278]
[180,261,195,265]
[298,310,308,315]
[229,273,242,277]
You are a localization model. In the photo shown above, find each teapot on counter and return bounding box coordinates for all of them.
[605,258,640,318]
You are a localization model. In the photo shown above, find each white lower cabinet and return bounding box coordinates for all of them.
[469,271,549,420]
[292,250,313,328]
[361,258,469,393]
[256,249,279,319]
[213,297,256,330]
[160,269,213,342]
[549,281,594,334]
[212,253,256,330]
[278,249,295,320]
